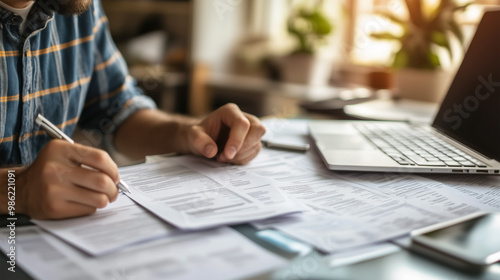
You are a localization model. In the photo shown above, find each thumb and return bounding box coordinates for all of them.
[187,125,218,158]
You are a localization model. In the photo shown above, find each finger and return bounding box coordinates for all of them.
[64,183,113,209]
[219,104,251,160]
[218,114,264,162]
[66,144,120,183]
[221,142,262,165]
[29,163,105,219]
[187,125,218,158]
[69,166,119,202]
[241,113,266,147]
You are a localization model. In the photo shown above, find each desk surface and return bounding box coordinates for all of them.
[2,107,500,279]
[2,219,500,280]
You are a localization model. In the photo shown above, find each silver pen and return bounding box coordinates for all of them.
[35,114,131,194]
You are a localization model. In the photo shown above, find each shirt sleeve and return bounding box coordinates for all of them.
[77,0,156,136]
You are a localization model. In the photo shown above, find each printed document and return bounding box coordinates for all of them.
[422,174,500,211]
[120,156,307,229]
[32,195,175,256]
[244,118,499,252]
[249,148,494,252]
[0,226,286,280]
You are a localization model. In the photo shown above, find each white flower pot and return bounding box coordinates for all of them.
[279,54,333,86]
[395,68,454,103]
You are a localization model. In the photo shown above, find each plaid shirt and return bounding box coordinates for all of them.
[0,0,156,166]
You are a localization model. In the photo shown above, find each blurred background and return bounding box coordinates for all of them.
[101,0,500,119]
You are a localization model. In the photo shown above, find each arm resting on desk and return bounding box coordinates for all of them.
[113,104,266,165]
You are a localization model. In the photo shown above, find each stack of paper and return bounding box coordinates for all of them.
[120,156,308,229]
[7,118,500,280]
[0,226,286,280]
[248,119,500,255]
[32,195,176,256]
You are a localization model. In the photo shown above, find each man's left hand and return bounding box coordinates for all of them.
[185,103,266,165]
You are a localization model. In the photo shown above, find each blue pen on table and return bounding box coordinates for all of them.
[35,114,132,194]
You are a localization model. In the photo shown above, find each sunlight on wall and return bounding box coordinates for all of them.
[350,15,402,66]
[350,0,485,67]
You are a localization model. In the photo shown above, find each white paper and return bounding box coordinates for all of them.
[254,204,446,253]
[390,236,412,248]
[245,147,493,253]
[0,227,96,280]
[337,172,486,218]
[120,156,308,230]
[32,195,176,256]
[422,174,500,211]
[0,226,286,280]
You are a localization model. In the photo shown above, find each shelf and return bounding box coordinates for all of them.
[101,1,191,15]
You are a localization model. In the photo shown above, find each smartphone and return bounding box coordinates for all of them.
[410,212,500,272]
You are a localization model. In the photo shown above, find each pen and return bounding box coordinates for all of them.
[261,140,310,152]
[35,114,132,194]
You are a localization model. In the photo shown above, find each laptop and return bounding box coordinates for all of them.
[309,10,500,174]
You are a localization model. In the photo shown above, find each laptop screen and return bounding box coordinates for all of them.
[432,11,500,162]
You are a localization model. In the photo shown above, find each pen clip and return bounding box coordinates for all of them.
[35,114,74,143]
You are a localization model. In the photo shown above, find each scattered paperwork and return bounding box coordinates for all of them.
[0,226,286,280]
[250,119,500,253]
[32,195,176,256]
[13,117,500,280]
[121,156,308,230]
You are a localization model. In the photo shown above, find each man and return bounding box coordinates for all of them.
[0,0,265,219]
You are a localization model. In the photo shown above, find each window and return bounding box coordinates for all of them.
[346,0,500,68]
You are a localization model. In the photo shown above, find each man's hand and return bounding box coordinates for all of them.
[185,103,266,165]
[114,104,266,164]
[16,140,119,219]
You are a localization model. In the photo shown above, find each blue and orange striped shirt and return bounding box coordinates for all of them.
[0,0,156,166]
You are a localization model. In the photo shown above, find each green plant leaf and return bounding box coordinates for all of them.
[392,49,409,68]
[384,0,470,70]
[287,7,333,54]
[310,12,333,35]
[431,31,453,59]
[428,51,441,69]
[453,3,472,12]
[370,32,402,41]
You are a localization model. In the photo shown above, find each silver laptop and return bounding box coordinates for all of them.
[309,10,500,174]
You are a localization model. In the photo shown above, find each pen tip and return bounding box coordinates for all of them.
[118,181,132,194]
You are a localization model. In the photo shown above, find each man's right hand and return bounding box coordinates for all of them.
[16,140,120,219]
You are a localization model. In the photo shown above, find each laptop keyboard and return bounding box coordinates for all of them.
[355,123,487,168]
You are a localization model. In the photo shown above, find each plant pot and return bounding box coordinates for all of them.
[394,68,454,103]
[279,54,333,86]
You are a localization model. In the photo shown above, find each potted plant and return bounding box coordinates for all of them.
[280,4,334,85]
[371,0,470,102]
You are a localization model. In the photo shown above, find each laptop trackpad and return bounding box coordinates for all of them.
[316,134,376,151]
